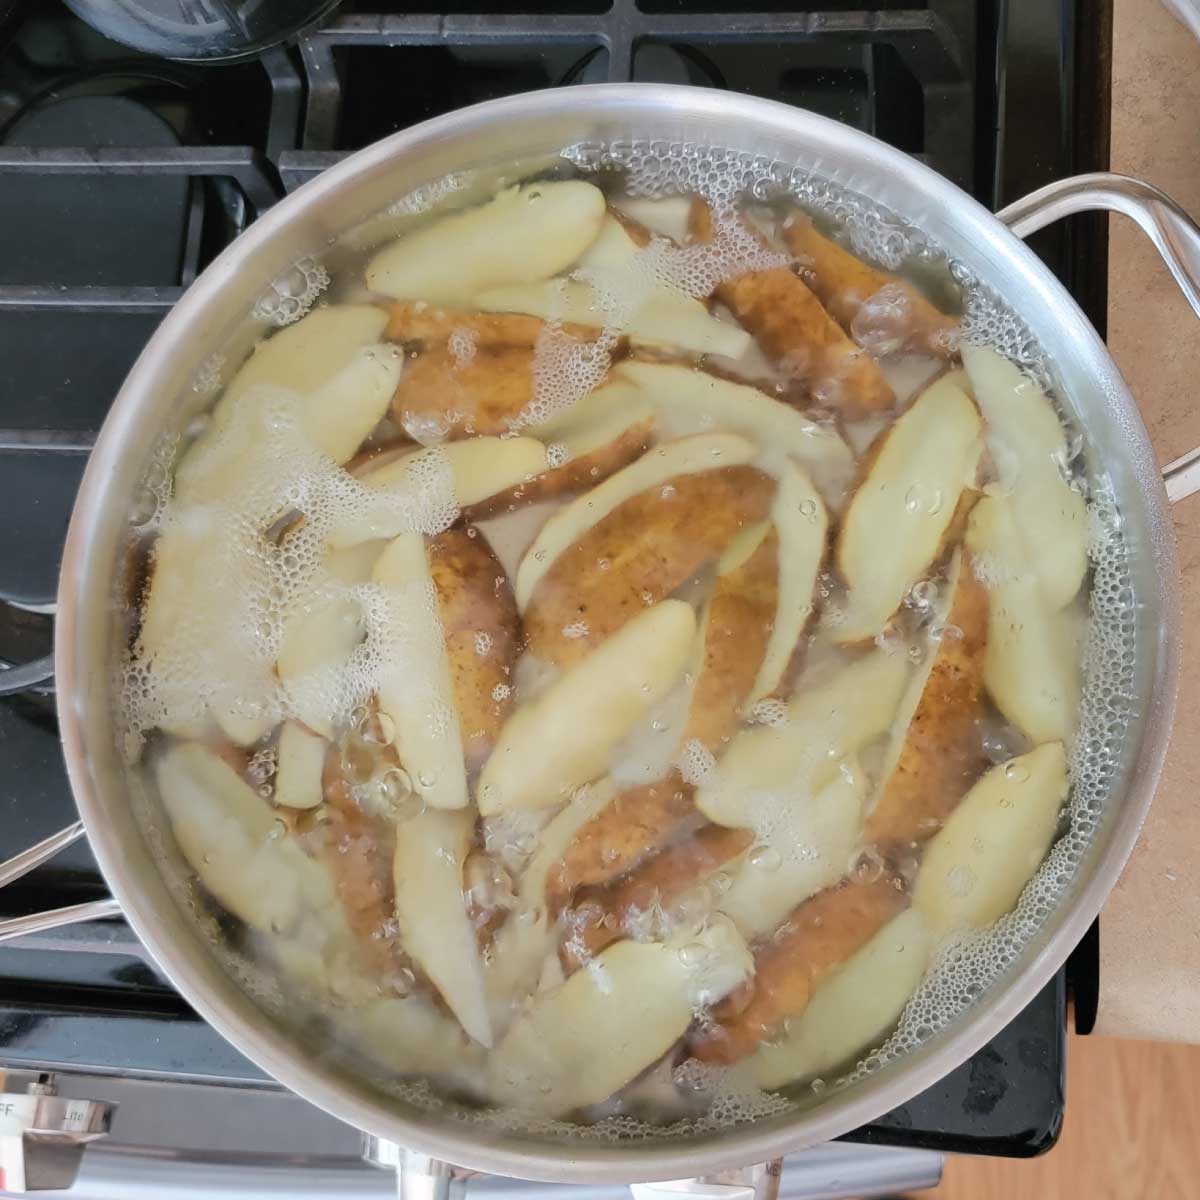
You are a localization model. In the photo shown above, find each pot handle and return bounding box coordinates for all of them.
[997,171,1200,505]
[0,821,122,943]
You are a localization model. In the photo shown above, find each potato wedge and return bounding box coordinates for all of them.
[475,214,753,359]
[684,523,778,753]
[961,345,1087,610]
[372,534,468,810]
[863,551,990,848]
[273,721,326,810]
[426,528,518,772]
[276,544,381,740]
[913,742,1067,935]
[781,211,959,357]
[747,908,932,1087]
[464,387,655,520]
[748,460,828,704]
[341,994,483,1081]
[690,874,908,1063]
[186,306,400,493]
[548,775,698,907]
[695,649,910,830]
[966,497,1080,744]
[478,600,696,815]
[391,343,540,439]
[366,180,606,305]
[384,301,594,348]
[157,742,333,934]
[485,779,617,1032]
[330,437,548,548]
[613,360,855,505]
[834,374,982,642]
[717,759,869,940]
[524,463,774,666]
[514,431,757,609]
[490,918,752,1116]
[393,808,492,1047]
[563,824,754,965]
[688,200,894,415]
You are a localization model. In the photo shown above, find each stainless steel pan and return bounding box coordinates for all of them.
[6,85,1200,1194]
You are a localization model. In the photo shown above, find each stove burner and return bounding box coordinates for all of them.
[61,0,342,63]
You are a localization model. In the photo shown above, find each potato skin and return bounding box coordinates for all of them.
[863,557,990,849]
[684,528,779,755]
[687,199,894,416]
[689,874,908,1064]
[463,415,653,521]
[561,823,753,968]
[781,211,959,358]
[384,301,595,348]
[426,528,519,773]
[391,344,537,437]
[525,465,775,666]
[548,775,696,909]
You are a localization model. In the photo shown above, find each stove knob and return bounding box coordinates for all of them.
[0,1071,115,1193]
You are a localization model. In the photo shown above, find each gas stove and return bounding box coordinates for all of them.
[0,2,1106,1195]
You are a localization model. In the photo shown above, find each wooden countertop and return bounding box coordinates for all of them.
[1097,0,1200,1040]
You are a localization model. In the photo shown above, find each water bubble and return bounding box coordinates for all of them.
[908,579,938,609]
[1004,760,1030,783]
[849,847,885,884]
[798,498,818,521]
[677,940,710,967]
[748,845,782,872]
[945,864,976,898]
[417,769,438,789]
[267,817,288,842]
[361,711,396,746]
[904,484,925,514]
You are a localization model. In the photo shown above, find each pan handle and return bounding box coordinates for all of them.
[998,172,1200,504]
[0,821,122,943]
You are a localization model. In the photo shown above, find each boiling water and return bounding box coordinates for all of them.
[117,138,1134,1141]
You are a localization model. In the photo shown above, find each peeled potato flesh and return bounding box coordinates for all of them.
[273,721,327,810]
[514,431,757,610]
[478,600,696,815]
[614,360,855,505]
[690,874,909,1063]
[485,780,617,1032]
[329,437,549,549]
[961,344,1087,610]
[834,374,982,642]
[372,534,469,810]
[695,649,910,830]
[682,523,778,754]
[913,742,1067,935]
[157,742,332,934]
[863,550,990,848]
[476,214,752,359]
[966,497,1080,745]
[717,759,868,940]
[340,995,482,1082]
[781,211,959,357]
[490,918,752,1116]
[366,180,607,305]
[393,808,493,1047]
[426,527,518,773]
[193,305,399,490]
[748,908,933,1087]
[523,463,775,666]
[747,460,828,704]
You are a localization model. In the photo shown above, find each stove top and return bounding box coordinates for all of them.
[0,0,1107,1188]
